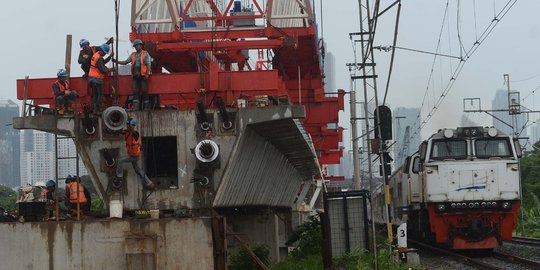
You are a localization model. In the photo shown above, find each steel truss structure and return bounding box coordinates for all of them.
[17,0,343,167]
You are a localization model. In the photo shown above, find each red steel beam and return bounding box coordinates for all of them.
[17,71,283,101]
[156,39,284,52]
[131,27,314,43]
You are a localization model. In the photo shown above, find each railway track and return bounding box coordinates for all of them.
[492,251,540,269]
[509,236,540,248]
[409,239,540,269]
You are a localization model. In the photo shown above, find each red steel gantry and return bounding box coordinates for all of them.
[16,0,343,168]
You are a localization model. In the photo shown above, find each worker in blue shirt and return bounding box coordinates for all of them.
[52,69,78,114]
[114,39,152,110]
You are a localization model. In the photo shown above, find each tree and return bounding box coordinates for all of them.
[519,141,540,236]
[0,184,18,211]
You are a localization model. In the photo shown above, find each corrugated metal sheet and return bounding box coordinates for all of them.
[214,126,304,207]
[214,116,319,208]
[249,118,319,177]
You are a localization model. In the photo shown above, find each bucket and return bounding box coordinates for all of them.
[109,199,123,218]
[150,210,159,219]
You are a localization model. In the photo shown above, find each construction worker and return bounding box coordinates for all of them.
[64,175,90,216]
[89,43,114,114]
[52,69,78,114]
[114,39,151,110]
[116,118,155,190]
[78,38,114,77]
[42,180,57,220]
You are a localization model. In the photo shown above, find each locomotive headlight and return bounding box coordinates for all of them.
[502,202,512,210]
[443,129,454,138]
[437,204,446,212]
[488,127,498,137]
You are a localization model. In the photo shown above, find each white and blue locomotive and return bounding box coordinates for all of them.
[373,127,521,249]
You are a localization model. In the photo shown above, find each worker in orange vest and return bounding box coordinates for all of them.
[52,69,78,114]
[114,39,151,111]
[78,38,113,77]
[115,118,155,190]
[64,175,91,215]
[88,43,114,114]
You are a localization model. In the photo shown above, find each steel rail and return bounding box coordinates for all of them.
[492,251,540,269]
[408,239,504,270]
[510,236,540,247]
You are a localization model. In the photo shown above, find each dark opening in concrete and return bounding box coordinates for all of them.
[143,136,178,189]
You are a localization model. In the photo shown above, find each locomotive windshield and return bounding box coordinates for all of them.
[474,138,512,158]
[430,140,467,160]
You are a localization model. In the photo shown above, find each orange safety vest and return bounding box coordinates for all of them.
[131,50,149,77]
[68,182,87,204]
[89,51,105,80]
[52,80,70,96]
[125,131,141,157]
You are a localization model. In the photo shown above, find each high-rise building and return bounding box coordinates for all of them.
[20,130,88,186]
[20,130,55,186]
[530,123,540,146]
[0,100,20,188]
[324,52,336,94]
[491,89,527,138]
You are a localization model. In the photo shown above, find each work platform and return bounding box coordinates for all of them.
[13,106,318,211]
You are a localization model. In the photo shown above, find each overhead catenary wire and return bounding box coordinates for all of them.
[382,0,401,106]
[456,0,468,59]
[401,0,518,158]
[473,0,479,41]
[418,0,519,131]
[413,0,450,136]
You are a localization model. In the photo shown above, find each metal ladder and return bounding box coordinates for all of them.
[53,115,81,220]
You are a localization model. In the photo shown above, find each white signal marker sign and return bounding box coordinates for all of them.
[397,223,407,248]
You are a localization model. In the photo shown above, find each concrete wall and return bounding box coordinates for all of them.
[0,218,214,270]
[13,106,314,212]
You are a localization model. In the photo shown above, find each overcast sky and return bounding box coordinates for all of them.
[317,0,540,145]
[1,1,539,144]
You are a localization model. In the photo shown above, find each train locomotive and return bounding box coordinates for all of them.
[374,126,522,250]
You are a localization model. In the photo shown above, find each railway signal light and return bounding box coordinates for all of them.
[374,105,392,141]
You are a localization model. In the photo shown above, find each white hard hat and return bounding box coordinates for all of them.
[34,181,46,187]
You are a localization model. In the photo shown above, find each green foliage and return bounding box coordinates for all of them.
[271,255,323,270]
[229,244,270,270]
[0,184,17,211]
[90,194,107,215]
[286,215,322,260]
[272,215,423,270]
[519,142,540,236]
[78,175,106,215]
